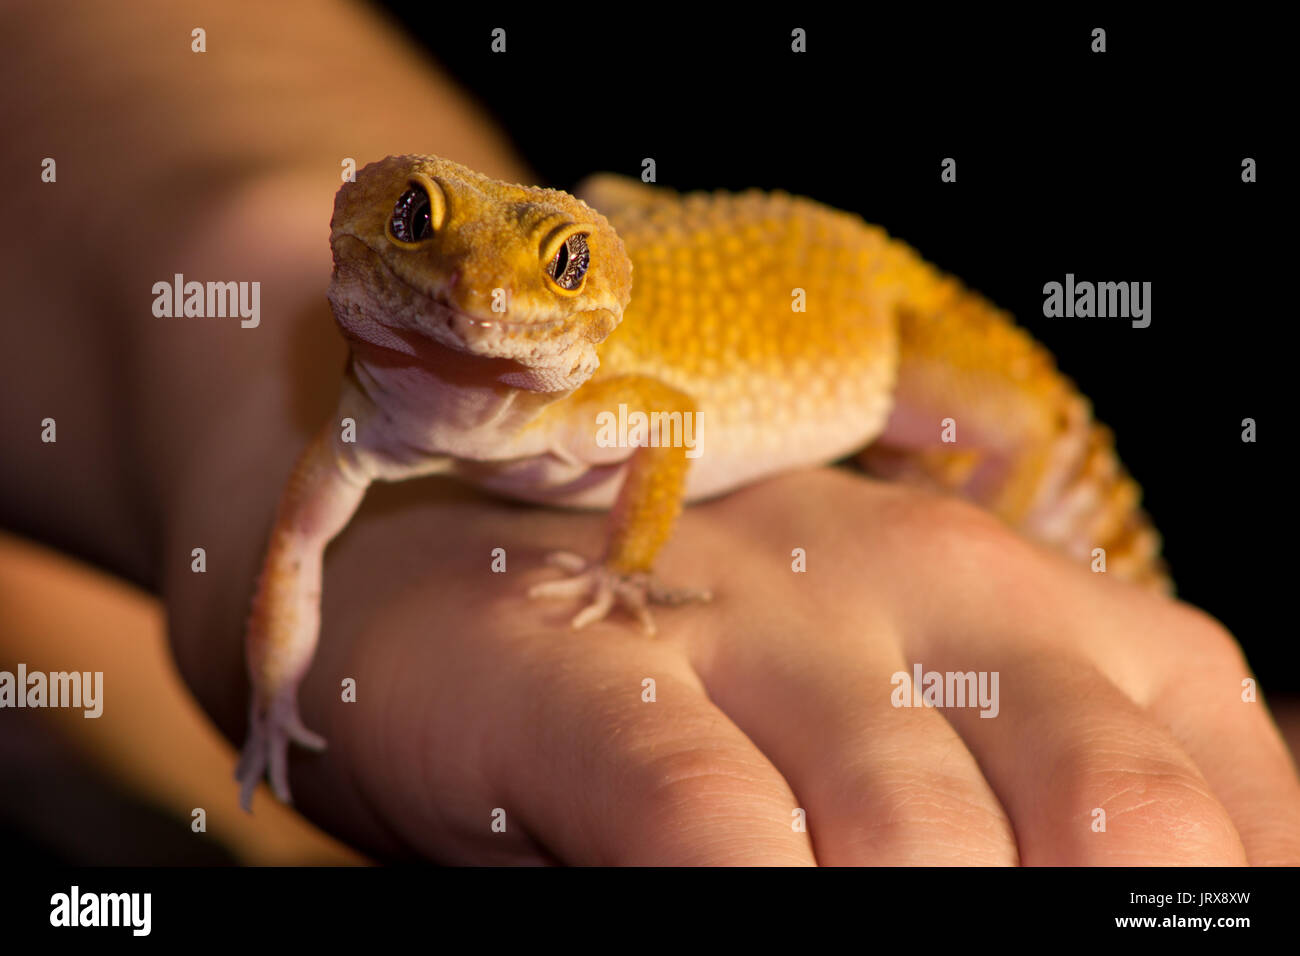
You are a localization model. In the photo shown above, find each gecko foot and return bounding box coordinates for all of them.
[527,551,712,635]
[235,691,326,812]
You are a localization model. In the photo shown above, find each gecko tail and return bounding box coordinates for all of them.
[862,408,1171,594]
[856,246,1171,593]
[1022,418,1169,592]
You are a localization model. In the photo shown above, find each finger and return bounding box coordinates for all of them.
[1141,619,1300,864]
[698,602,1018,865]
[989,565,1300,866]
[928,642,1247,865]
[886,511,1247,864]
[479,628,817,865]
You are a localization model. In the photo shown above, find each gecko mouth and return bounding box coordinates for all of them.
[419,295,564,346]
[411,292,618,370]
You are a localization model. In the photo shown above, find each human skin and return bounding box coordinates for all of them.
[2,0,1297,864]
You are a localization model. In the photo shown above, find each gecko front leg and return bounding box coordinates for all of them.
[527,375,711,634]
[236,422,373,810]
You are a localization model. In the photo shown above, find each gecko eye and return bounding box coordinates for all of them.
[546,233,590,291]
[390,186,435,243]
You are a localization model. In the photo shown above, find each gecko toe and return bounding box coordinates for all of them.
[287,718,328,752]
[268,732,293,805]
[614,583,657,635]
[570,583,615,629]
[647,582,712,605]
[529,573,596,599]
[236,742,266,813]
[545,551,588,572]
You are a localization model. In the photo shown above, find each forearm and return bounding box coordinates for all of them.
[0,0,525,586]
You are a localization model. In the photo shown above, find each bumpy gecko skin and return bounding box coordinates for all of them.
[236,155,1167,809]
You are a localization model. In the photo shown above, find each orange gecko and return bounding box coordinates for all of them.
[236,155,1166,809]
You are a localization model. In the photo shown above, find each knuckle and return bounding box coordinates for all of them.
[888,491,1031,574]
[825,767,1018,865]
[1075,755,1243,863]
[635,741,779,816]
[1174,610,1247,670]
[605,740,801,865]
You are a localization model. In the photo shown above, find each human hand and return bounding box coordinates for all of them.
[169,464,1300,864]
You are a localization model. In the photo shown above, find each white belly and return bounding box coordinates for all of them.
[455,384,894,508]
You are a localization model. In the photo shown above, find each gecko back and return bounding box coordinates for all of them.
[578,174,1169,591]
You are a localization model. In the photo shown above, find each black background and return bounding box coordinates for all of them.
[374,7,1289,685]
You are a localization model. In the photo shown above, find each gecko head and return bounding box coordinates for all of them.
[327,155,632,389]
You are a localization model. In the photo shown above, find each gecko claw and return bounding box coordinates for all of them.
[529,552,711,635]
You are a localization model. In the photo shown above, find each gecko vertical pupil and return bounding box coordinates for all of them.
[390,187,433,242]
[548,233,590,291]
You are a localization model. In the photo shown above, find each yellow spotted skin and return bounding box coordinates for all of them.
[571,174,1168,590]
[573,176,900,502]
